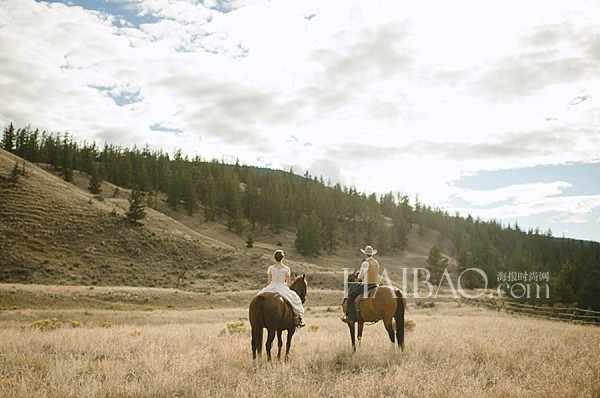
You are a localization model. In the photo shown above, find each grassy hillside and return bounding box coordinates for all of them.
[0,148,443,295]
[0,149,241,289]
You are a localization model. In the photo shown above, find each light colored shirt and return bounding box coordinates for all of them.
[267,265,290,285]
[358,257,380,284]
[260,264,303,316]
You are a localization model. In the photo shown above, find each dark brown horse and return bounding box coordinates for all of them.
[342,271,406,352]
[249,274,307,362]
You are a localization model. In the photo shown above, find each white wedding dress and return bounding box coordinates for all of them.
[258,265,304,316]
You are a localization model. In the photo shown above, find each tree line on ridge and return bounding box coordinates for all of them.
[2,123,599,310]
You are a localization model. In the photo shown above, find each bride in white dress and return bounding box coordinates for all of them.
[258,249,305,327]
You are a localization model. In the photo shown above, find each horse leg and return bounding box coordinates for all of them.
[265,329,276,362]
[357,322,364,349]
[284,328,295,362]
[347,323,356,352]
[383,318,395,351]
[276,330,283,361]
[251,328,262,361]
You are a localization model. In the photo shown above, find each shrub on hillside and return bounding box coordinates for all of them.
[126,187,146,225]
[220,319,249,336]
[29,318,63,331]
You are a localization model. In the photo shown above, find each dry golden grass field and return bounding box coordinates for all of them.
[1,286,599,398]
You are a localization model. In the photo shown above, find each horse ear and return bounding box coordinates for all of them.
[302,273,306,279]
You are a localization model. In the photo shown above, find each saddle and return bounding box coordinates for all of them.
[353,285,383,323]
[352,284,379,304]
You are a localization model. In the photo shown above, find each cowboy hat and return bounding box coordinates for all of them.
[360,245,377,255]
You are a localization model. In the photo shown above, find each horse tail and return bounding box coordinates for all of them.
[250,295,265,358]
[395,289,405,350]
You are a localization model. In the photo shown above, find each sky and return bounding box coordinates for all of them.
[1,0,599,242]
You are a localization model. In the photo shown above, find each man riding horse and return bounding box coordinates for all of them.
[342,245,380,323]
[341,245,405,352]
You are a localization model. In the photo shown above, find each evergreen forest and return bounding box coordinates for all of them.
[2,123,599,310]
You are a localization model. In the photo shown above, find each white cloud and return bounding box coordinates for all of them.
[1,0,600,240]
[455,182,572,207]
[451,192,600,225]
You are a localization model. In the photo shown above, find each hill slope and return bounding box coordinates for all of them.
[0,149,239,288]
[0,148,442,293]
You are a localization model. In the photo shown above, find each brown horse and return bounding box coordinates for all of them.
[342,271,406,352]
[249,274,307,362]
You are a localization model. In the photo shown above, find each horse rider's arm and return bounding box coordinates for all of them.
[284,273,291,286]
[357,262,368,282]
[267,272,272,285]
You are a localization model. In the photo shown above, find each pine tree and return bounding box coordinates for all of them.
[457,245,479,289]
[295,211,323,256]
[227,215,244,235]
[553,261,575,305]
[60,134,74,182]
[321,210,338,254]
[295,213,312,256]
[79,141,98,175]
[167,170,182,210]
[15,126,29,158]
[374,218,390,255]
[1,123,15,152]
[182,172,198,215]
[126,187,146,225]
[202,172,217,221]
[24,128,40,162]
[88,166,102,195]
[241,171,259,231]
[426,244,448,284]
[117,155,133,188]
[9,161,20,184]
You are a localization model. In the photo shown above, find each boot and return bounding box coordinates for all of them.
[295,316,306,327]
[340,314,354,324]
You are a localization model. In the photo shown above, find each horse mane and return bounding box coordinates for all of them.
[289,273,305,287]
[346,270,361,292]
[288,273,307,303]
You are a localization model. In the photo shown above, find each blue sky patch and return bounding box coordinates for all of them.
[451,162,600,196]
[89,85,141,106]
[44,0,159,27]
[150,123,183,133]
